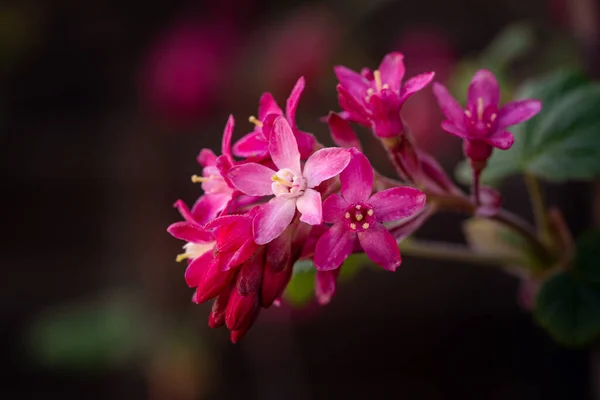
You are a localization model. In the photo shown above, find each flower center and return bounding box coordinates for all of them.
[191,167,231,195]
[344,202,376,232]
[271,168,306,198]
[365,69,391,103]
[176,241,215,262]
[464,97,498,137]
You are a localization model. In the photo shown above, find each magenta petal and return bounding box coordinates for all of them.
[497,99,542,129]
[370,187,427,223]
[303,148,351,188]
[378,52,405,92]
[314,223,356,271]
[197,149,217,167]
[168,221,214,243]
[227,163,275,196]
[315,269,340,305]
[432,82,464,124]
[184,251,214,287]
[399,72,435,103]
[232,131,268,158]
[334,65,369,98]
[253,197,297,245]
[258,92,283,120]
[296,130,316,159]
[173,199,197,224]
[467,69,500,108]
[327,112,362,151]
[191,194,228,225]
[285,76,305,126]
[337,84,370,126]
[221,114,234,160]
[441,120,468,138]
[357,223,401,271]
[296,188,322,225]
[222,239,257,271]
[322,194,349,223]
[485,131,514,150]
[340,148,373,203]
[269,116,301,172]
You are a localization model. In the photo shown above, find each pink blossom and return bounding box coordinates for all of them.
[232,77,316,160]
[228,116,351,245]
[334,52,435,138]
[314,148,426,271]
[432,69,542,161]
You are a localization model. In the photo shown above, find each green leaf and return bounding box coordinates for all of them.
[284,263,315,307]
[459,69,600,184]
[27,297,146,370]
[482,23,534,72]
[534,230,600,346]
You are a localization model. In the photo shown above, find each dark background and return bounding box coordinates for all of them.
[1,0,597,399]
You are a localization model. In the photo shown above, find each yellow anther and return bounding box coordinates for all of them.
[367,209,374,216]
[350,223,357,230]
[490,113,497,122]
[373,70,383,91]
[477,97,484,120]
[355,213,364,221]
[355,204,361,210]
[362,222,370,229]
[176,253,190,262]
[345,212,351,219]
[271,175,292,187]
[465,110,472,118]
[249,115,263,127]
[191,174,210,183]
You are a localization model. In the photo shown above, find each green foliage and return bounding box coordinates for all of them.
[28,297,147,370]
[456,70,600,184]
[535,230,600,346]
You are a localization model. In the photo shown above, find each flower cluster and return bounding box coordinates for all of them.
[168,54,540,342]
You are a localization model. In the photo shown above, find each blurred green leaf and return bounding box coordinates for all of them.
[535,230,600,346]
[28,297,146,370]
[284,262,316,307]
[457,70,600,184]
[482,23,534,72]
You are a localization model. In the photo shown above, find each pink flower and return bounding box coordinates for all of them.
[314,148,426,271]
[191,115,237,221]
[334,52,435,138]
[232,77,316,160]
[228,116,351,245]
[432,69,542,161]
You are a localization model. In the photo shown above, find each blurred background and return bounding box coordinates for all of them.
[1,0,599,398]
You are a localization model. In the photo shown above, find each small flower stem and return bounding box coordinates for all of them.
[399,239,523,267]
[523,173,549,241]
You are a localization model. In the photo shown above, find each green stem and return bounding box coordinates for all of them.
[524,173,549,240]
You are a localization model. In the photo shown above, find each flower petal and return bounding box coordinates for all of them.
[227,163,275,196]
[221,239,257,271]
[357,223,401,271]
[184,251,215,288]
[369,187,427,222]
[269,116,301,172]
[221,114,234,160]
[168,221,214,243]
[334,65,369,99]
[432,82,464,124]
[253,197,297,245]
[285,76,305,127]
[232,131,268,158]
[378,52,405,92]
[399,72,435,103]
[258,92,283,120]
[296,188,322,225]
[497,99,542,129]
[191,194,229,225]
[327,112,362,151]
[467,69,500,108]
[484,131,514,150]
[441,120,468,138]
[340,148,373,203]
[296,130,316,159]
[173,199,197,224]
[322,194,349,223]
[337,84,370,126]
[314,223,356,271]
[197,149,217,167]
[303,147,351,188]
[315,269,340,305]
